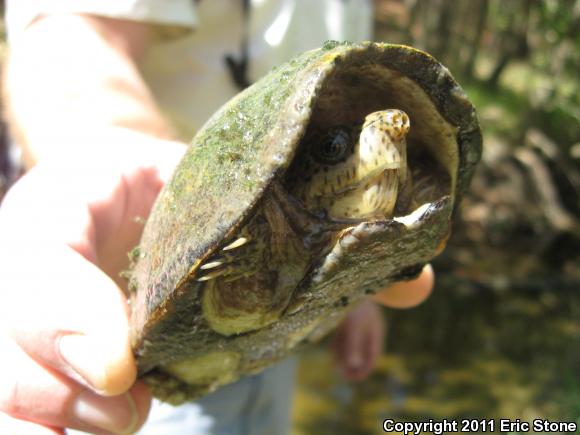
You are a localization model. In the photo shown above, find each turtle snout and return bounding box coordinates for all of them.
[364,109,410,141]
[387,110,410,140]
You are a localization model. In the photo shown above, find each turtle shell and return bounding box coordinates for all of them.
[130,41,482,404]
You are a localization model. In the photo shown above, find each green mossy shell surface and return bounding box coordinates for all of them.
[130,42,482,402]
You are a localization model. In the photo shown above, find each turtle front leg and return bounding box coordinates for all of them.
[197,198,314,336]
[196,214,282,336]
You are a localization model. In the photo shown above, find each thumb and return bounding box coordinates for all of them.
[3,243,136,396]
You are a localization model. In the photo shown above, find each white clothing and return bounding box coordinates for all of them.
[7,0,373,138]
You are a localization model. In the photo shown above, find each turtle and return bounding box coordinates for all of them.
[129,41,482,404]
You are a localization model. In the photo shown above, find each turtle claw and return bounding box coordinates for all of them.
[200,260,225,270]
[195,236,253,280]
[197,243,257,282]
[222,237,249,251]
[197,268,229,281]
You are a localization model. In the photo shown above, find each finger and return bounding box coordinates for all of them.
[333,303,371,380]
[340,318,366,378]
[361,309,386,376]
[80,133,187,285]
[347,302,386,381]
[366,315,385,364]
[0,331,151,434]
[2,242,136,396]
[0,412,64,435]
[1,136,186,291]
[373,264,434,308]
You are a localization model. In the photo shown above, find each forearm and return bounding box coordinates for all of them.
[4,14,176,167]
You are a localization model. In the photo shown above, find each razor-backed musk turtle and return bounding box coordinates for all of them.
[129,41,482,404]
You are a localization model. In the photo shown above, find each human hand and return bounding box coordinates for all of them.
[0,129,185,434]
[333,265,434,381]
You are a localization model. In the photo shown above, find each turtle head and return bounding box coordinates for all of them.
[287,109,410,220]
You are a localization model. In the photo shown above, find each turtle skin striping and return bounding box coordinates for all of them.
[286,109,410,219]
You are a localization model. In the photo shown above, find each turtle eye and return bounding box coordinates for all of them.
[312,128,350,164]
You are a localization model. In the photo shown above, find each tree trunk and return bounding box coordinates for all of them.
[486,0,531,88]
[462,0,489,79]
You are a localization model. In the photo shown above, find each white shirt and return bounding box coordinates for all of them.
[143,0,373,137]
[7,0,372,140]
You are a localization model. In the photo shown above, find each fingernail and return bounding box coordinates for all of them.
[59,334,107,391]
[73,390,138,434]
[347,351,364,370]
